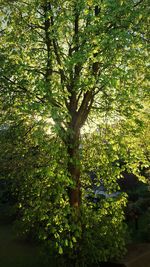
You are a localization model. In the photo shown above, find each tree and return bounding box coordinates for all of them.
[0,0,149,264]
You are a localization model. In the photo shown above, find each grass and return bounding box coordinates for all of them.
[0,222,43,267]
[0,201,47,267]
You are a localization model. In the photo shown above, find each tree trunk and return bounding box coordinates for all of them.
[67,132,81,211]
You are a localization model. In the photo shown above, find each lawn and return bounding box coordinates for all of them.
[0,222,42,267]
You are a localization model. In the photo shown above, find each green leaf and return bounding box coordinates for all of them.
[58,246,63,255]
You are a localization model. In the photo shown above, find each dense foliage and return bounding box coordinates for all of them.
[0,0,149,265]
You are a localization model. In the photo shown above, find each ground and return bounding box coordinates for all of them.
[122,243,150,267]
[0,222,41,267]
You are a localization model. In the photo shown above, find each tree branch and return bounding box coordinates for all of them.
[93,84,105,96]
[44,3,53,80]
[2,75,62,107]
[27,23,45,30]
[74,91,94,129]
[49,12,67,84]
[134,0,144,7]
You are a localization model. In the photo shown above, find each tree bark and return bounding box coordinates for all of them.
[67,132,81,210]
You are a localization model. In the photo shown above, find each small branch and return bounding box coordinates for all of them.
[93,84,105,96]
[0,29,5,35]
[22,124,36,138]
[50,15,67,83]
[134,0,144,7]
[2,75,61,107]
[37,9,44,17]
[27,23,45,30]
[2,75,28,94]
[24,67,45,76]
